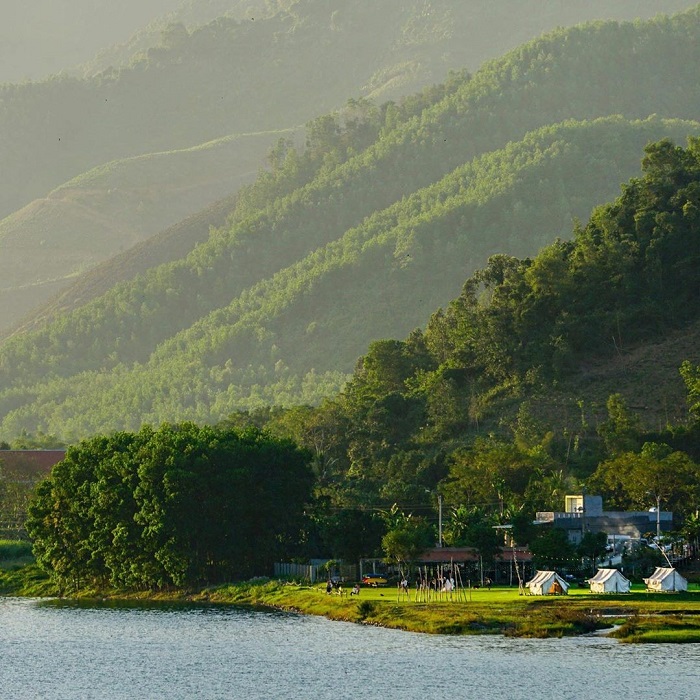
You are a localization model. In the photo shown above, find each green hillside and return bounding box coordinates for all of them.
[4,193,239,340]
[80,0,698,80]
[3,9,700,439]
[300,135,700,510]
[78,1,274,79]
[2,117,699,438]
[14,9,700,357]
[4,0,695,218]
[1,1,697,333]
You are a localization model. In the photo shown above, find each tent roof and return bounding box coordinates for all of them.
[527,570,570,590]
[645,567,677,582]
[588,568,629,584]
[644,567,687,584]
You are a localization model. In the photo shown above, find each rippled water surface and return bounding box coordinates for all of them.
[1,597,699,699]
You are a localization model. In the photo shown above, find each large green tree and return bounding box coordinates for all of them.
[381,506,434,568]
[587,442,700,520]
[27,423,313,591]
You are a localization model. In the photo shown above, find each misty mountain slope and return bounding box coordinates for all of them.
[7,8,700,381]
[79,1,274,78]
[2,1,697,336]
[2,116,698,437]
[3,192,240,341]
[0,10,348,220]
[0,0,181,83]
[0,127,299,331]
[82,0,698,82]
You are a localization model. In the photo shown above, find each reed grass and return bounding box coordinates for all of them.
[0,539,34,567]
[611,613,700,643]
[0,539,32,558]
[0,564,56,596]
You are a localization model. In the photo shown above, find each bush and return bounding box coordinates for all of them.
[0,539,33,561]
[356,600,376,621]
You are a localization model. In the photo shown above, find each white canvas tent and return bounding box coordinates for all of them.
[587,568,631,594]
[643,567,688,592]
[526,570,569,596]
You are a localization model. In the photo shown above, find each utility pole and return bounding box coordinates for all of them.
[656,493,661,541]
[647,490,662,541]
[438,494,443,548]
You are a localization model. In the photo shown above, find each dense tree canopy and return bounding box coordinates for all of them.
[20,130,700,580]
[26,423,313,590]
[246,137,700,561]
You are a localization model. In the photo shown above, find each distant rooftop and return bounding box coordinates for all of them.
[535,494,673,540]
[0,450,65,480]
[419,546,533,564]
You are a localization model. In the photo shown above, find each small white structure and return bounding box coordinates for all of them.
[526,570,570,596]
[587,568,631,594]
[643,567,688,592]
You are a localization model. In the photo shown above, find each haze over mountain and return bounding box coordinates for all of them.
[2,6,700,440]
[0,0,697,333]
[0,0,182,84]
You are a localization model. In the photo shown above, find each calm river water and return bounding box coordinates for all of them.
[1,597,699,700]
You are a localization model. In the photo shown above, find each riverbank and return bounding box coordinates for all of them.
[3,564,700,642]
[199,579,700,642]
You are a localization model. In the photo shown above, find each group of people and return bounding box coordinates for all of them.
[325,573,494,598]
[413,573,457,593]
[325,579,361,596]
[325,579,342,595]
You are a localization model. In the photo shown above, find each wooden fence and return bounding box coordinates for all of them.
[274,562,358,583]
[274,562,322,583]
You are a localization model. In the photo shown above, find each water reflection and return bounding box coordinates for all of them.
[1,597,699,700]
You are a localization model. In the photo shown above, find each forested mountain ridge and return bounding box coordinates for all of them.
[11,0,691,222]
[3,192,241,341]
[10,9,700,356]
[2,118,699,439]
[4,8,700,438]
[77,1,272,80]
[0,1,697,333]
[0,0,181,84]
[78,0,697,80]
[308,135,700,510]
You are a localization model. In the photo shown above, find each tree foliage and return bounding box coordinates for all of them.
[5,8,700,569]
[381,506,434,566]
[529,528,576,569]
[26,423,313,590]
[588,442,700,519]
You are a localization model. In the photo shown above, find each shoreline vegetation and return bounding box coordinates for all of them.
[2,564,700,643]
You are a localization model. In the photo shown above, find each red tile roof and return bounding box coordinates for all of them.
[419,546,533,563]
[0,450,65,480]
